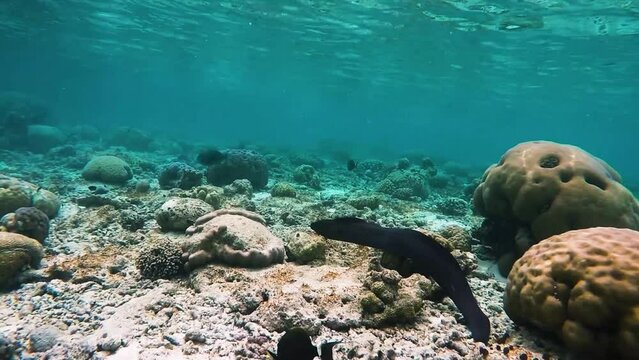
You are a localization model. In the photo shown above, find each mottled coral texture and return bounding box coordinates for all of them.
[474,141,639,241]
[473,141,639,274]
[0,175,60,218]
[182,208,285,270]
[0,232,43,289]
[504,227,639,359]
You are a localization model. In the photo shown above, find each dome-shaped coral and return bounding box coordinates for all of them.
[155,198,214,232]
[504,227,639,359]
[474,141,639,240]
[0,207,49,243]
[82,155,133,184]
[182,208,285,269]
[0,175,59,218]
[473,141,639,273]
[0,232,44,289]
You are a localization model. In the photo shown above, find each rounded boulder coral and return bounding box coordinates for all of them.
[474,141,639,241]
[0,232,44,289]
[473,141,639,273]
[182,208,285,269]
[156,198,214,232]
[0,175,60,218]
[504,227,639,359]
[82,155,133,184]
[0,207,49,243]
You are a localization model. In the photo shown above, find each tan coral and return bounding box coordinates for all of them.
[182,208,284,270]
[504,227,639,359]
[0,232,44,289]
[0,174,60,217]
[474,141,639,242]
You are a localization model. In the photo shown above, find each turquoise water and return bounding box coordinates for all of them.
[1,0,638,179]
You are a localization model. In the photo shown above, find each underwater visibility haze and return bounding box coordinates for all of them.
[1,1,639,359]
[1,0,638,176]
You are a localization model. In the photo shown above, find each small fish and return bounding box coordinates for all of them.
[267,327,340,360]
[347,159,356,171]
[197,148,226,166]
[311,217,491,343]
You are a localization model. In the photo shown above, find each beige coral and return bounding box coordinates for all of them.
[0,174,60,217]
[504,227,639,359]
[0,232,44,289]
[474,141,639,241]
[182,208,284,270]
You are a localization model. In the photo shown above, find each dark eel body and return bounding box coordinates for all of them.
[310,217,490,343]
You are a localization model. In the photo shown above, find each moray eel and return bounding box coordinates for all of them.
[267,327,340,360]
[310,217,491,343]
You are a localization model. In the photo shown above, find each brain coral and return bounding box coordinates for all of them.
[504,227,639,359]
[473,141,639,241]
[81,155,133,184]
[0,175,60,218]
[182,208,285,269]
[0,232,44,289]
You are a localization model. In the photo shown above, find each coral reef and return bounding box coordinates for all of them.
[206,149,269,189]
[359,263,430,327]
[435,197,470,216]
[158,162,202,190]
[224,179,253,196]
[0,139,606,359]
[504,227,639,359]
[189,185,224,208]
[0,175,60,217]
[292,164,321,189]
[82,156,133,184]
[377,169,430,200]
[182,208,285,269]
[155,198,214,232]
[283,230,326,264]
[347,195,381,210]
[0,232,44,289]
[136,238,184,279]
[0,207,49,243]
[473,141,639,273]
[270,182,297,198]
